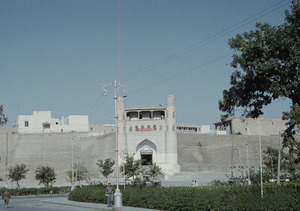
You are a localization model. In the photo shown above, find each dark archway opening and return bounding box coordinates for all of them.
[141,154,152,165]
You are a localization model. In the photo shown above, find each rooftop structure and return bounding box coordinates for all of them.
[214,118,287,135]
[16,111,88,134]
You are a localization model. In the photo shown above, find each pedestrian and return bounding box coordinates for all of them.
[191,180,195,187]
[194,180,199,187]
[2,189,10,208]
[105,182,114,207]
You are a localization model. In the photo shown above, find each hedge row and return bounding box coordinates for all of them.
[0,186,71,196]
[69,184,300,210]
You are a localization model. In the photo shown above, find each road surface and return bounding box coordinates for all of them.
[1,195,99,211]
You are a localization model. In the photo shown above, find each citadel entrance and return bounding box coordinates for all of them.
[141,153,152,165]
[136,139,156,166]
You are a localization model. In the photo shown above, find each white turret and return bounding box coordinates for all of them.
[165,94,178,164]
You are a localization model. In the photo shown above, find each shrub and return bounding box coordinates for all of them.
[68,186,106,203]
[0,186,70,196]
[68,184,300,210]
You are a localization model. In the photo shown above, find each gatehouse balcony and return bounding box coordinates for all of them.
[125,108,166,121]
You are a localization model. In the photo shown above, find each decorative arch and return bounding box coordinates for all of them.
[136,139,157,152]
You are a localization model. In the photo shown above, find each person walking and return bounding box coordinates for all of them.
[2,189,10,208]
[105,182,114,207]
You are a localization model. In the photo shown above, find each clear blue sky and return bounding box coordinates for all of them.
[1,0,292,127]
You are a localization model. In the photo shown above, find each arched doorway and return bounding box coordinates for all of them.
[136,139,157,166]
[140,150,153,165]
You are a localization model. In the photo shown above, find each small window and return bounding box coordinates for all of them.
[147,125,150,128]
[56,122,58,125]
[135,126,138,131]
[159,125,162,131]
[25,121,29,127]
[153,125,156,130]
[129,126,132,132]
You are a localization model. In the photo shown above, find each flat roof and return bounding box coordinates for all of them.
[125,107,166,112]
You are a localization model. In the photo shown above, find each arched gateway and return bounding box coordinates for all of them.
[136,139,157,165]
[120,94,181,176]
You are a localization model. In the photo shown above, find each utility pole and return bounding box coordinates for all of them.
[6,132,8,187]
[71,130,75,191]
[246,142,251,185]
[277,130,283,184]
[257,117,263,198]
[102,80,128,209]
[231,137,234,178]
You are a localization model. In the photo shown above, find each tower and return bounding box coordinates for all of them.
[162,94,180,175]
[165,94,178,164]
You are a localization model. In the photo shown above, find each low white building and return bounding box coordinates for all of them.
[177,124,213,134]
[214,118,287,136]
[16,111,88,134]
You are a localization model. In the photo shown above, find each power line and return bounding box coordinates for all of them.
[122,0,290,83]
[88,0,291,122]
[130,53,232,94]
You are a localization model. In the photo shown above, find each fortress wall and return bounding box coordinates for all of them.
[0,127,115,187]
[178,133,288,174]
[1,126,297,187]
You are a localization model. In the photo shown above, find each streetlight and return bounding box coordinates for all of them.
[246,142,251,185]
[71,130,75,191]
[102,80,128,209]
[277,130,284,184]
[257,117,263,198]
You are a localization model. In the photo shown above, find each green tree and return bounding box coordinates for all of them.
[96,158,115,181]
[0,105,8,126]
[263,147,279,179]
[121,155,143,180]
[148,163,162,179]
[8,164,29,189]
[35,166,56,187]
[66,163,90,186]
[219,1,300,172]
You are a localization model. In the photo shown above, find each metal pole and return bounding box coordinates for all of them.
[5,132,8,187]
[76,157,79,186]
[277,131,282,184]
[114,80,122,208]
[246,142,251,185]
[102,80,127,208]
[231,137,233,178]
[71,131,75,191]
[258,118,263,198]
[123,161,126,190]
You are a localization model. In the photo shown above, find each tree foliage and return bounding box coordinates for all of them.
[96,158,115,181]
[121,155,143,180]
[66,163,90,186]
[8,164,29,189]
[219,1,300,169]
[263,147,280,179]
[0,105,8,126]
[148,163,162,179]
[35,166,56,187]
